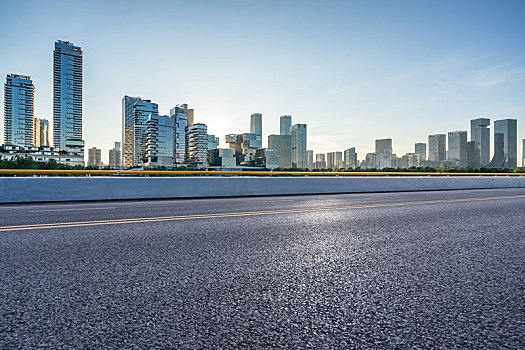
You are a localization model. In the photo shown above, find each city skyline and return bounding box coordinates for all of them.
[1,0,524,164]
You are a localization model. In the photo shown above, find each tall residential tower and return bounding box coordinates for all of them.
[53,40,83,153]
[4,74,34,147]
[470,118,490,166]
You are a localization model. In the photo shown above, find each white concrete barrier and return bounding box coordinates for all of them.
[0,176,524,203]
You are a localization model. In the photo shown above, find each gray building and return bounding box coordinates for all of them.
[291,124,307,168]
[4,74,35,147]
[122,96,159,168]
[307,150,314,169]
[35,119,50,147]
[87,147,102,167]
[327,151,343,169]
[145,114,174,167]
[466,141,480,169]
[250,113,262,137]
[523,139,525,167]
[364,153,376,169]
[280,115,291,135]
[428,134,446,162]
[170,105,189,166]
[53,41,83,155]
[470,118,490,167]
[375,138,392,168]
[448,130,467,167]
[344,147,358,168]
[208,148,237,168]
[415,143,426,161]
[255,148,279,169]
[187,123,208,168]
[315,153,326,169]
[492,119,518,168]
[109,141,121,169]
[268,134,291,168]
[207,134,219,150]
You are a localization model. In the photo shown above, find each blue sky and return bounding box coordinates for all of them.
[1,0,524,163]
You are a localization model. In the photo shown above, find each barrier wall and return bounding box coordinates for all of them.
[1,176,524,203]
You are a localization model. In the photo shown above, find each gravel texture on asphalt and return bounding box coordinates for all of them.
[1,189,524,349]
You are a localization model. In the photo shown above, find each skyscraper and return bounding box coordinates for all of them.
[428,134,446,162]
[109,141,121,169]
[87,147,102,167]
[344,147,358,168]
[470,118,490,166]
[307,150,314,169]
[291,124,307,168]
[53,40,83,152]
[375,138,392,168]
[280,115,291,136]
[327,151,343,169]
[448,131,467,167]
[145,115,174,167]
[493,119,518,168]
[250,113,262,138]
[466,141,480,169]
[187,123,208,168]
[170,105,189,166]
[314,153,326,169]
[415,143,426,161]
[4,74,34,147]
[38,119,50,147]
[268,134,292,168]
[122,96,158,168]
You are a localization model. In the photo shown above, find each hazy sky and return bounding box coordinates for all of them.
[1,0,524,163]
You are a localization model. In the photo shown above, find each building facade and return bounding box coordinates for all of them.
[268,134,291,168]
[415,143,426,161]
[170,105,188,166]
[470,118,490,167]
[53,41,83,154]
[280,115,291,135]
[315,153,326,169]
[291,124,307,168]
[122,96,159,168]
[145,115,174,167]
[327,151,343,169]
[428,134,446,162]
[87,147,102,167]
[187,123,208,168]
[4,74,34,147]
[375,138,392,168]
[250,113,262,137]
[493,119,518,168]
[448,130,467,167]
[109,141,121,169]
[344,147,358,168]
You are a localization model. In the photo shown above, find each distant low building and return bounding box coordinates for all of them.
[0,144,84,166]
[87,147,102,167]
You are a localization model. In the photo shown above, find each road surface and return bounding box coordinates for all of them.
[1,188,525,348]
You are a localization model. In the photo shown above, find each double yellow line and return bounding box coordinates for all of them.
[1,194,524,232]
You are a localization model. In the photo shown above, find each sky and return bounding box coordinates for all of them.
[1,0,524,164]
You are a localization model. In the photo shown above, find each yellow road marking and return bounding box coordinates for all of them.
[1,194,524,232]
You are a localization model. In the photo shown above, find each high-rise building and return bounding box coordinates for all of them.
[187,123,208,168]
[122,96,159,168]
[291,124,307,168]
[268,134,291,168]
[53,41,83,154]
[375,138,392,168]
[306,150,314,169]
[327,151,343,169]
[38,119,50,147]
[448,131,467,167]
[280,115,291,136]
[207,135,219,150]
[344,147,358,168]
[109,141,121,169]
[170,105,189,166]
[186,108,194,127]
[33,118,40,147]
[415,143,426,161]
[314,153,326,169]
[4,74,34,147]
[364,153,376,169]
[87,147,102,167]
[492,119,518,168]
[466,141,480,169]
[470,118,490,167]
[250,113,262,137]
[145,115,174,167]
[428,134,446,162]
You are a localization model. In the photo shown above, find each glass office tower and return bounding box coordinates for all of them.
[494,119,518,168]
[122,96,159,168]
[470,118,490,167]
[280,115,292,136]
[53,40,83,151]
[291,124,307,168]
[4,74,34,147]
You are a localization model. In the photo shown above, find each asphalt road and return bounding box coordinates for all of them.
[1,188,525,349]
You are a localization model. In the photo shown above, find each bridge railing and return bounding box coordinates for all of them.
[0,169,523,177]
